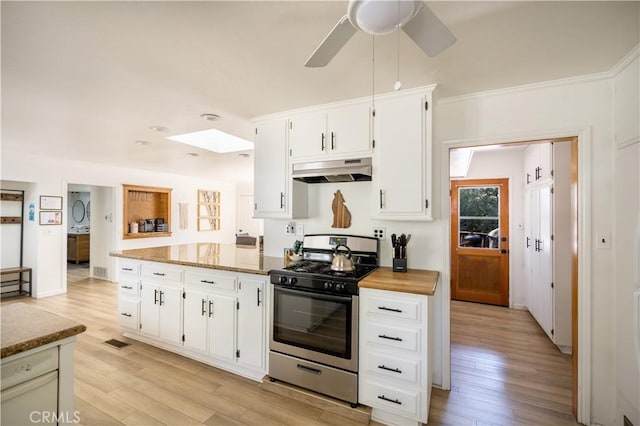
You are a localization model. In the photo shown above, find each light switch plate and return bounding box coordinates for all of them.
[295,224,304,236]
[286,222,296,235]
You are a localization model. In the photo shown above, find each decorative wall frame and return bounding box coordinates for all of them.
[39,195,63,210]
[40,211,62,225]
[197,190,221,231]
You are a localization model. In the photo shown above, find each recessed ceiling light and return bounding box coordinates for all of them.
[186,152,199,157]
[135,140,151,146]
[149,125,167,132]
[200,113,220,121]
[166,128,254,154]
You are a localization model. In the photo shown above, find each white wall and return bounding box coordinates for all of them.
[438,75,615,423]
[1,150,240,297]
[458,148,527,308]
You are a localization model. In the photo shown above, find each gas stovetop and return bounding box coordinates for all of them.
[283,260,377,280]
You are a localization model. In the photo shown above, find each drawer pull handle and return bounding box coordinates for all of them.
[378,395,402,405]
[200,279,216,284]
[378,334,403,342]
[121,285,133,290]
[120,313,132,317]
[122,267,133,272]
[296,364,322,375]
[153,272,166,277]
[378,306,402,313]
[378,364,402,374]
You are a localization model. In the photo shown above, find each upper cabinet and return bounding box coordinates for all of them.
[372,86,434,221]
[524,143,553,187]
[289,101,373,161]
[253,119,308,219]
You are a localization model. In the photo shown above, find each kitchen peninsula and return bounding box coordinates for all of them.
[110,243,283,382]
[1,303,86,425]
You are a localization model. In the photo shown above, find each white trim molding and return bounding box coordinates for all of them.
[440,126,592,425]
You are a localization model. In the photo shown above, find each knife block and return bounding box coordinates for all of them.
[392,258,407,273]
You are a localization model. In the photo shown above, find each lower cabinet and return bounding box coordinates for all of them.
[359,287,432,425]
[116,260,268,381]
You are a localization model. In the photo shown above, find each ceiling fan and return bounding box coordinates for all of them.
[305,0,456,67]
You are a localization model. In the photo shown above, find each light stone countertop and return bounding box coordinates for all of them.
[1,303,87,358]
[110,243,285,276]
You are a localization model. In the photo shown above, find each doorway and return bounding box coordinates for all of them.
[450,178,509,306]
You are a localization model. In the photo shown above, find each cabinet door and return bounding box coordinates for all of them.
[538,143,553,183]
[254,119,288,217]
[373,92,430,220]
[158,286,182,344]
[140,283,160,337]
[537,185,554,339]
[208,294,237,363]
[237,278,266,371]
[289,112,327,160]
[327,103,372,157]
[183,289,208,353]
[524,145,538,187]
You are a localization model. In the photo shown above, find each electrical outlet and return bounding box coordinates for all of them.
[295,224,304,236]
[286,222,296,235]
[372,227,386,240]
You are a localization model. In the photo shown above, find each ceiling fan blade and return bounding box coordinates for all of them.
[305,15,357,67]
[402,3,456,57]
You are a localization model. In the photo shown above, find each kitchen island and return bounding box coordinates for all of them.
[1,303,86,425]
[110,243,283,382]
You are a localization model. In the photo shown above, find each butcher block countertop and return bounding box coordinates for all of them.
[359,267,439,296]
[1,303,87,358]
[110,243,285,276]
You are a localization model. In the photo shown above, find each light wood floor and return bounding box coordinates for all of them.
[1,278,578,425]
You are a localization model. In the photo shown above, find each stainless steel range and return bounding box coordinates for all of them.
[269,234,378,406]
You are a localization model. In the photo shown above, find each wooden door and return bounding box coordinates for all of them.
[451,179,510,306]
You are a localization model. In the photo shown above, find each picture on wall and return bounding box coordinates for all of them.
[40,211,62,225]
[39,195,63,210]
[197,190,221,231]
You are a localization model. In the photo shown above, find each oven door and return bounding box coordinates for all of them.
[270,285,358,372]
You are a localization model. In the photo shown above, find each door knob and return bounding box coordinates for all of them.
[501,249,508,254]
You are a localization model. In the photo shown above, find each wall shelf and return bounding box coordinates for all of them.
[123,184,172,239]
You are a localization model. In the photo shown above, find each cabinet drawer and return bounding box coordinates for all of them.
[143,264,183,283]
[185,271,236,291]
[119,261,141,276]
[118,279,140,296]
[367,295,420,321]
[367,322,420,352]
[361,379,419,418]
[364,351,419,384]
[118,298,139,330]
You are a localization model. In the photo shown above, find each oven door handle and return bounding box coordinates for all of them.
[273,285,353,303]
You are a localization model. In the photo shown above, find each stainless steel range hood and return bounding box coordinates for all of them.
[291,158,372,183]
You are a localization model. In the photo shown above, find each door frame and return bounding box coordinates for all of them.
[450,178,510,306]
[440,128,591,424]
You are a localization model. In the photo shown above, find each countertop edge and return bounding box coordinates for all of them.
[1,324,87,358]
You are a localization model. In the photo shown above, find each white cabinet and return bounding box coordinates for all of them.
[289,102,372,161]
[117,260,141,330]
[524,143,553,187]
[139,282,182,344]
[253,118,307,219]
[237,276,266,371]
[372,87,434,221]
[523,142,572,351]
[359,288,433,425]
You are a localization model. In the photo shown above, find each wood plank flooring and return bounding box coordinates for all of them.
[1,278,578,425]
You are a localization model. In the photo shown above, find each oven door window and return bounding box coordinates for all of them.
[273,287,352,359]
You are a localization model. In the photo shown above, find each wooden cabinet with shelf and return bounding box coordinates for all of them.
[67,234,90,264]
[123,184,172,239]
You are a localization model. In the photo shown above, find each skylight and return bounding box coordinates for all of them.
[166,128,254,154]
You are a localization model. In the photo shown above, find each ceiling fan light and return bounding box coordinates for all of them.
[348,0,421,35]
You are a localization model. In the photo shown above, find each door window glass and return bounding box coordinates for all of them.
[458,186,500,249]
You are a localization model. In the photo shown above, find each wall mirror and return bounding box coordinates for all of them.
[72,199,85,223]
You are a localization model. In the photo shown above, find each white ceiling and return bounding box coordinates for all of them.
[2,1,638,183]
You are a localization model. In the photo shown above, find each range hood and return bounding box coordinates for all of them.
[292,158,372,183]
